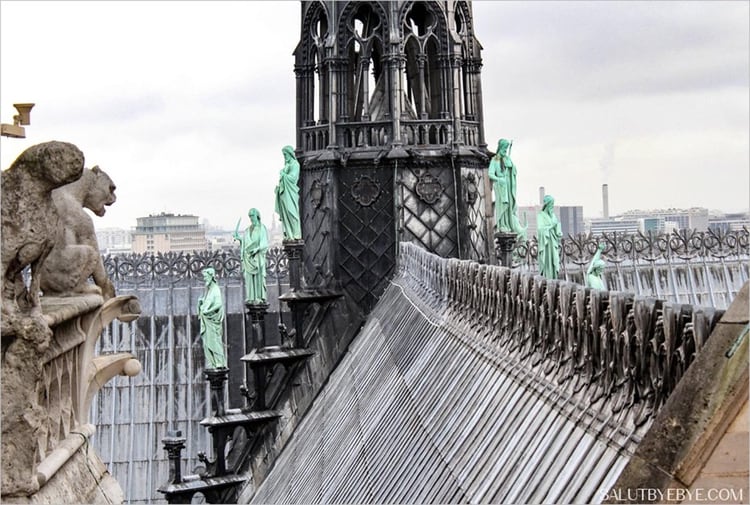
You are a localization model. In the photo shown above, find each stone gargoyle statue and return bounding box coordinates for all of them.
[40,165,117,299]
[1,141,85,325]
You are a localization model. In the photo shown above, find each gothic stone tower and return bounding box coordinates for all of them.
[295,1,493,313]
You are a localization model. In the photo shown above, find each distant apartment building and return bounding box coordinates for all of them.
[640,217,665,233]
[708,212,750,233]
[95,227,132,254]
[131,213,207,253]
[207,236,234,251]
[588,217,641,235]
[517,204,584,239]
[621,208,710,231]
[558,206,585,237]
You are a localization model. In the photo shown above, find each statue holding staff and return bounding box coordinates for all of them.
[197,267,226,369]
[488,138,526,241]
[275,145,302,241]
[233,208,269,303]
[537,195,562,279]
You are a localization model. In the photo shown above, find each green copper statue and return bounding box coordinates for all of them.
[275,145,302,240]
[488,138,526,241]
[233,208,269,303]
[586,243,607,290]
[537,195,562,279]
[198,267,227,369]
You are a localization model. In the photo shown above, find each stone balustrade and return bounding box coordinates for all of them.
[299,117,484,152]
[399,241,725,426]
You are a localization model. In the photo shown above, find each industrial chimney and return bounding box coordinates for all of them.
[539,186,545,206]
[602,184,609,219]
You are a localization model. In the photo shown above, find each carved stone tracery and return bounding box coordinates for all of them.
[350,175,382,207]
[415,172,445,204]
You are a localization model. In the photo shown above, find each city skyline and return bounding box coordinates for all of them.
[94,204,747,236]
[1,1,748,230]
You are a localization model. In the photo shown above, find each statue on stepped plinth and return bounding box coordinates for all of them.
[233,208,269,304]
[488,138,526,242]
[537,195,562,279]
[275,145,302,241]
[586,243,607,290]
[198,267,226,369]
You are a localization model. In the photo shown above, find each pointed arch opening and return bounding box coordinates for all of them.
[402,2,442,121]
[424,36,441,119]
[345,3,385,122]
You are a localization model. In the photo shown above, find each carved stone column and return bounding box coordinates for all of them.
[245,302,269,410]
[417,54,427,119]
[283,239,305,292]
[450,54,463,143]
[361,57,371,122]
[316,62,325,124]
[162,430,187,485]
[245,302,270,349]
[294,64,305,147]
[387,52,405,138]
[204,368,229,417]
[282,239,307,343]
[495,231,517,268]
[462,60,473,121]
[304,65,316,128]
[333,58,349,123]
[470,58,486,148]
[438,55,451,119]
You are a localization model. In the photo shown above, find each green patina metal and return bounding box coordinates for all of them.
[537,194,562,279]
[488,138,526,241]
[198,267,226,369]
[233,208,269,303]
[587,242,607,290]
[275,145,302,240]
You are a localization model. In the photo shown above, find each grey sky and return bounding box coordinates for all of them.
[1,1,748,231]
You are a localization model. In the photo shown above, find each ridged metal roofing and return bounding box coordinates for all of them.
[250,276,651,504]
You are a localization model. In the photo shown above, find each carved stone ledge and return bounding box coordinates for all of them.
[241,347,315,367]
[1,294,141,501]
[42,294,105,328]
